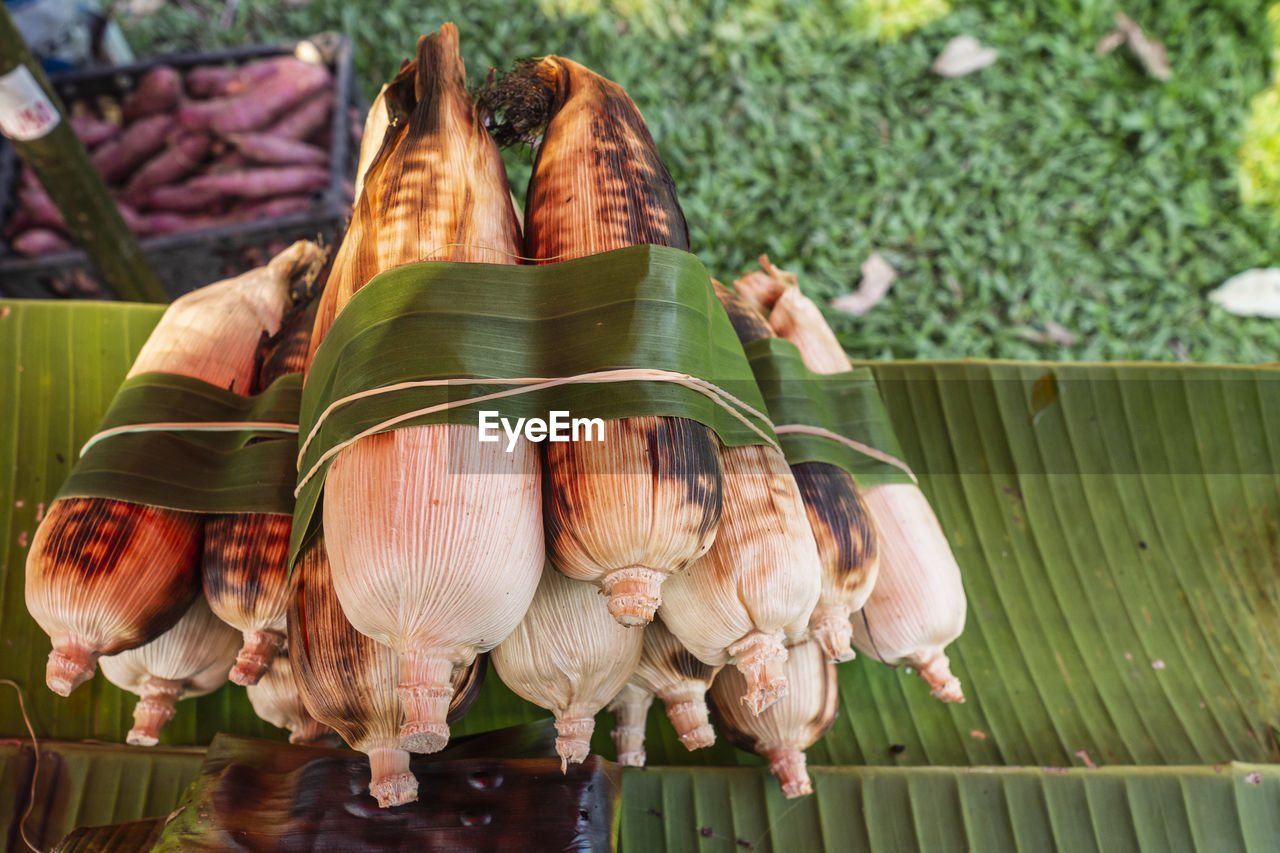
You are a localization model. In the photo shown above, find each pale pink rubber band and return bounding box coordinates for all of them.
[294,368,778,498]
[80,421,298,457]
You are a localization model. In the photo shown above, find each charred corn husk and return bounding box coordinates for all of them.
[716,278,880,663]
[660,442,821,714]
[606,682,653,767]
[204,270,324,687]
[310,25,543,755]
[245,653,333,745]
[99,595,240,746]
[490,567,643,771]
[288,538,486,807]
[763,260,967,702]
[628,615,720,755]
[709,639,838,799]
[487,55,722,626]
[27,243,313,697]
[288,538,416,807]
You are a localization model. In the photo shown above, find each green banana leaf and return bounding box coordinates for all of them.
[2,300,1279,850]
[0,741,204,850]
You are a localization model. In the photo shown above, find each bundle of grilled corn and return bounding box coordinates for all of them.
[25,23,969,807]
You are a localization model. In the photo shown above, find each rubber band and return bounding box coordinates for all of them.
[80,421,299,457]
[295,368,780,498]
[773,424,918,484]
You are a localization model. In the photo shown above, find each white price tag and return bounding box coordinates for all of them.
[0,65,61,141]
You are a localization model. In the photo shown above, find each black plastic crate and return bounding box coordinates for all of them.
[0,34,358,300]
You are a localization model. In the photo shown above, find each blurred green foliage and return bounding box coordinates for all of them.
[121,0,1280,362]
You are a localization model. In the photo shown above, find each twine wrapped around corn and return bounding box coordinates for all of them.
[26,242,318,697]
[485,55,724,627]
[740,257,967,702]
[307,25,544,755]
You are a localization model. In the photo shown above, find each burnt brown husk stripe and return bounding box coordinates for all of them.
[791,462,879,584]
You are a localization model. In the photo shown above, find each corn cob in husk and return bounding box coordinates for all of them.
[709,639,838,799]
[203,254,325,686]
[288,537,485,807]
[626,266,821,714]
[717,277,880,663]
[308,25,544,755]
[636,615,722,750]
[659,439,821,714]
[754,259,967,702]
[605,682,653,767]
[491,567,643,771]
[487,55,723,626]
[99,594,241,746]
[26,242,313,697]
[245,652,333,746]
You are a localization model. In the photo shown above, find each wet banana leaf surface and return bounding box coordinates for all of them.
[50,818,163,853]
[3,302,1280,849]
[147,729,620,851]
[0,740,203,850]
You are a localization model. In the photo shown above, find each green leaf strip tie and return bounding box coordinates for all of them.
[55,370,304,516]
[771,423,918,485]
[293,367,779,498]
[742,336,916,488]
[292,245,780,563]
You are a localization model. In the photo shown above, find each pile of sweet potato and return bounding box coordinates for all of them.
[4,53,355,258]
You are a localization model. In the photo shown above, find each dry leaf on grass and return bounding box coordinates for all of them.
[1019,322,1077,347]
[931,36,999,78]
[830,253,896,316]
[1097,13,1172,81]
[1208,268,1280,318]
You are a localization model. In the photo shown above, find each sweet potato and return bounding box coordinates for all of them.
[143,212,191,235]
[122,133,212,202]
[91,114,174,184]
[114,201,149,234]
[184,57,290,99]
[147,182,226,213]
[213,63,330,135]
[187,167,329,200]
[12,228,70,256]
[236,194,313,219]
[69,115,120,148]
[206,151,249,175]
[266,91,334,141]
[121,66,183,122]
[178,61,329,135]
[228,133,327,167]
[18,186,64,230]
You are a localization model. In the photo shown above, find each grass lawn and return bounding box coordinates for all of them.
[122,0,1280,363]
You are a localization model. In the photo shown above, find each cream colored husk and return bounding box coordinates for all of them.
[710,639,837,799]
[849,483,967,702]
[99,595,240,746]
[606,681,653,767]
[490,567,643,771]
